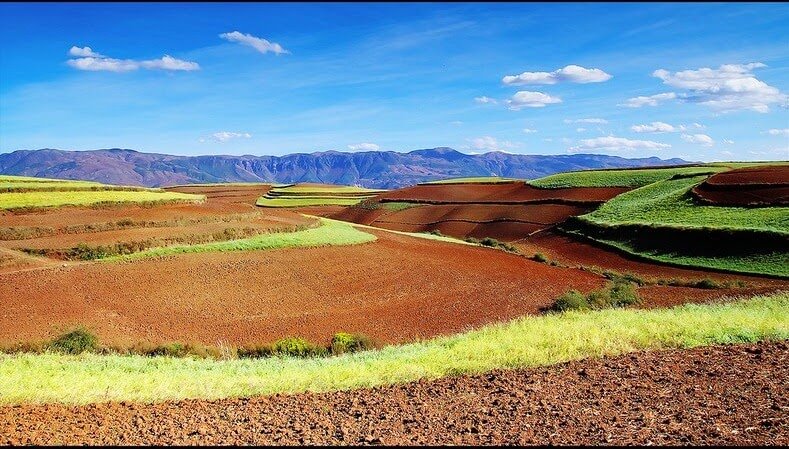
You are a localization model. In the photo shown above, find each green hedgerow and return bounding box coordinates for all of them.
[49,327,98,354]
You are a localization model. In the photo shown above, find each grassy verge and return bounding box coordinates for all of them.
[256,197,369,207]
[0,292,785,405]
[0,190,203,210]
[422,176,518,184]
[103,218,375,261]
[528,166,723,188]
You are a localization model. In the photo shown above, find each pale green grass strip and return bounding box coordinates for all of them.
[0,292,785,405]
[0,190,202,210]
[105,218,376,262]
[256,197,367,207]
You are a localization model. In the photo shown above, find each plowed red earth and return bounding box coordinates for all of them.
[2,341,785,445]
[692,165,789,206]
[513,231,787,286]
[378,182,629,204]
[0,229,607,346]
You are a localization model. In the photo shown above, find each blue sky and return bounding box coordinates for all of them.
[1,2,787,161]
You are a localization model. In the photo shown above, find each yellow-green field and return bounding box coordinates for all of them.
[0,291,784,405]
[257,183,386,207]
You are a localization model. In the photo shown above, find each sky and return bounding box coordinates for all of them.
[0,2,788,161]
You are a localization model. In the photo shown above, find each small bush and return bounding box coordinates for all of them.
[532,252,548,263]
[271,337,326,357]
[551,290,590,312]
[237,344,273,358]
[330,332,374,355]
[49,327,98,354]
[607,281,641,307]
[426,229,444,237]
[693,278,721,289]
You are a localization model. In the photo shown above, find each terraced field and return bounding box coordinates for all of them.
[256,183,386,208]
[528,165,723,188]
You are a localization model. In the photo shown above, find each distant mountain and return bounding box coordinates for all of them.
[0,148,692,189]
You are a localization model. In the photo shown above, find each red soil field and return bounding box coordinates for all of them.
[692,165,789,206]
[3,342,785,445]
[378,182,629,204]
[374,203,588,226]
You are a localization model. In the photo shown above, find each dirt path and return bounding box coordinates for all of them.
[2,341,785,445]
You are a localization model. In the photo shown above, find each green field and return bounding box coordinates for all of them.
[580,175,789,233]
[106,218,376,261]
[0,175,92,183]
[0,190,203,211]
[528,166,723,188]
[257,184,385,208]
[423,176,518,184]
[0,291,785,405]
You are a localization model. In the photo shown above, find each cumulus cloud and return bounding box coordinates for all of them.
[211,131,252,143]
[681,133,714,146]
[69,46,103,58]
[502,65,612,85]
[474,96,498,104]
[522,128,537,133]
[67,46,199,72]
[506,91,562,110]
[630,121,680,133]
[219,31,288,55]
[569,136,671,153]
[468,136,516,152]
[619,92,677,108]
[348,142,380,151]
[652,63,787,113]
[565,118,608,124]
[766,128,789,136]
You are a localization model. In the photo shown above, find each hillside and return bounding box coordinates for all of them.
[0,148,690,189]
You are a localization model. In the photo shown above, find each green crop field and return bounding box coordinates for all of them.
[0,190,203,211]
[528,166,724,188]
[106,218,376,261]
[580,175,789,233]
[1,291,785,404]
[423,176,518,184]
[256,197,369,207]
[0,175,89,183]
[274,185,386,194]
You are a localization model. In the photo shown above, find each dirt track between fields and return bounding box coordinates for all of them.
[2,341,785,445]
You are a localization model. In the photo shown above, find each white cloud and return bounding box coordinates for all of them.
[474,96,498,104]
[542,138,554,142]
[766,128,789,136]
[219,31,288,55]
[348,142,380,151]
[565,118,608,124]
[576,128,586,132]
[211,131,252,143]
[522,128,537,133]
[630,121,679,133]
[140,55,200,71]
[681,133,714,147]
[653,63,787,113]
[506,91,562,110]
[692,123,705,129]
[502,65,612,85]
[720,150,734,156]
[67,47,199,72]
[569,136,671,153]
[468,136,516,152]
[723,139,735,144]
[619,92,677,108]
[69,46,103,58]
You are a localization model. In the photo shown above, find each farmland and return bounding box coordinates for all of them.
[528,165,723,188]
[256,183,386,208]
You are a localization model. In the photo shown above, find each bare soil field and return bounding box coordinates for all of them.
[377,182,629,204]
[692,165,789,206]
[2,341,784,445]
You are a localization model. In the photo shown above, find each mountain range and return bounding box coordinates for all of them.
[0,148,691,189]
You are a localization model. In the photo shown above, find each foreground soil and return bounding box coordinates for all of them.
[2,341,785,445]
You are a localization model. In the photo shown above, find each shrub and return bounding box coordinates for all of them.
[532,252,548,263]
[272,337,326,357]
[693,278,721,289]
[426,229,444,237]
[551,290,590,312]
[49,327,98,354]
[607,281,641,307]
[331,332,374,355]
[237,344,273,358]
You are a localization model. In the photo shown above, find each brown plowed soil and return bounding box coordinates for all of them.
[0,229,608,347]
[2,341,785,445]
[513,231,788,286]
[374,203,588,226]
[378,182,629,204]
[692,165,789,206]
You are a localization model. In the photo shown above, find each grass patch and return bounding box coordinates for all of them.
[422,176,517,184]
[0,291,785,405]
[381,201,419,211]
[256,197,368,207]
[0,190,203,211]
[528,166,725,188]
[104,218,375,262]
